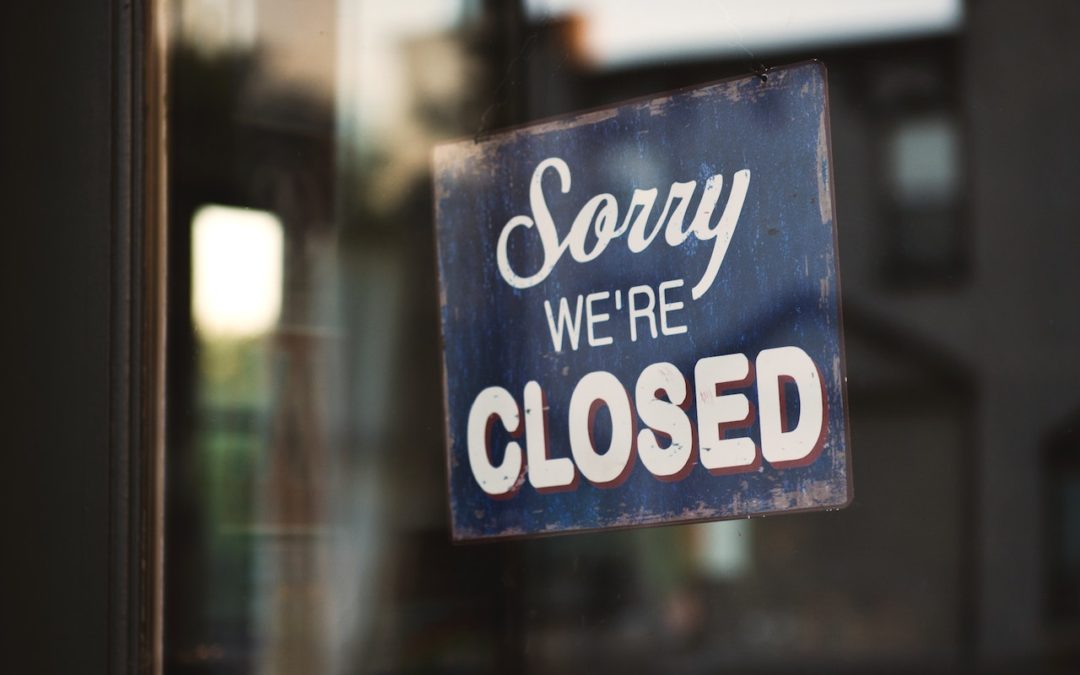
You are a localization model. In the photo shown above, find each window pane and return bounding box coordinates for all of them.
[163,2,1080,673]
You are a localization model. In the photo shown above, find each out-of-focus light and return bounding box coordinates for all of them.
[697,519,752,579]
[337,0,465,137]
[528,0,963,69]
[192,205,284,339]
[891,115,959,206]
[178,0,256,54]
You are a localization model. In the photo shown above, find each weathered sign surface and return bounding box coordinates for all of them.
[434,61,851,541]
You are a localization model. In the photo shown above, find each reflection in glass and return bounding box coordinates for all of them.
[164,1,1080,673]
[525,0,963,68]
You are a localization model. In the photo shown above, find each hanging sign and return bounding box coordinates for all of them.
[434,62,851,541]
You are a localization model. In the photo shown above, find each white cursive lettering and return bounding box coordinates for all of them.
[495,158,750,300]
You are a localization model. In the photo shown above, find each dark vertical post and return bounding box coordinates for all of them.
[1,1,161,674]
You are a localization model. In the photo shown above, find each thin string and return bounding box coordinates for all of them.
[717,2,771,82]
[475,32,538,143]
[474,4,774,144]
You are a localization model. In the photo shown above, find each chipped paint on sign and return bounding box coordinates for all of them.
[434,62,852,542]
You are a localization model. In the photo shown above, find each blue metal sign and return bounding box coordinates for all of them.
[434,62,851,541]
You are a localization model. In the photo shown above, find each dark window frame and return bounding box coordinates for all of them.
[3,2,165,673]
